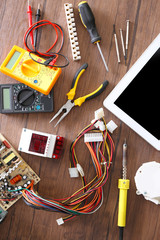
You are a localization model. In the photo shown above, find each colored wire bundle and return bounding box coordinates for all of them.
[20,118,114,224]
[24,19,69,68]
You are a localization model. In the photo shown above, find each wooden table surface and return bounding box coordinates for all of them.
[1,0,160,239]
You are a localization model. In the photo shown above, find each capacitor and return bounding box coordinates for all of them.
[22,175,27,180]
[27,180,31,185]
[10,175,22,185]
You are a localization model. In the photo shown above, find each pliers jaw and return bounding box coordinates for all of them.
[49,63,108,127]
[49,100,75,127]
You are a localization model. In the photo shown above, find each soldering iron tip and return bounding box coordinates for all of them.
[38,3,41,9]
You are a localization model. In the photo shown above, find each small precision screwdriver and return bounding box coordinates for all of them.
[78,1,109,72]
[117,140,130,240]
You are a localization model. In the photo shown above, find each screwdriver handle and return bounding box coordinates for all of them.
[117,179,130,227]
[78,1,101,44]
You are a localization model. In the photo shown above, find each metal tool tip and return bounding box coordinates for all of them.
[113,24,116,34]
[123,139,127,148]
[38,3,41,9]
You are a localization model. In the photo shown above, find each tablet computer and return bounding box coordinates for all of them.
[103,33,160,150]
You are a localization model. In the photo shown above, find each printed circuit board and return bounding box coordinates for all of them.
[0,133,40,211]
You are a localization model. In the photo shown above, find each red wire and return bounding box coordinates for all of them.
[24,20,63,57]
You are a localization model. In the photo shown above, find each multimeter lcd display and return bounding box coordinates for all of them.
[6,51,21,70]
[114,47,160,139]
[29,133,48,154]
[2,88,11,110]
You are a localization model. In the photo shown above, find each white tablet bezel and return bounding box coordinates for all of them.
[103,33,160,150]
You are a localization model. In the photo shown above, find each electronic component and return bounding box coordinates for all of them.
[135,161,160,205]
[2,152,17,166]
[18,128,64,159]
[64,3,81,61]
[10,175,22,185]
[0,83,54,113]
[0,133,40,211]
[0,45,61,95]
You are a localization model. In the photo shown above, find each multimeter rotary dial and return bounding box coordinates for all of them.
[13,85,40,111]
[17,89,35,107]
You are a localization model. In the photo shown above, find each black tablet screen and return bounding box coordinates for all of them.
[114,47,160,139]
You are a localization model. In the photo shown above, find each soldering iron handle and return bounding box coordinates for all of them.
[78,2,101,44]
[74,80,109,106]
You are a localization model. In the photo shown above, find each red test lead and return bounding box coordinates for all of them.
[27,0,34,45]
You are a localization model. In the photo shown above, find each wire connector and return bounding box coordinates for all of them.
[93,120,106,131]
[84,133,103,143]
[68,167,79,178]
[64,3,81,61]
[56,217,64,225]
[106,120,118,133]
[77,163,85,177]
[94,108,105,120]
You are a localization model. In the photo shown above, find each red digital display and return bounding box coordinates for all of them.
[29,133,48,154]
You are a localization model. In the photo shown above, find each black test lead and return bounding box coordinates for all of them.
[113,24,120,63]
[34,3,41,50]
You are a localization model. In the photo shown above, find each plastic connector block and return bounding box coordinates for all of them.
[94,108,105,120]
[77,163,85,177]
[94,120,106,131]
[106,120,118,133]
[56,218,64,225]
[84,133,103,143]
[68,167,79,178]
[64,3,81,61]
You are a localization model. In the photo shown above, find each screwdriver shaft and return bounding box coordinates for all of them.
[96,42,109,72]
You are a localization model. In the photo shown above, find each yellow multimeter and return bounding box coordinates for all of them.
[0,45,62,95]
